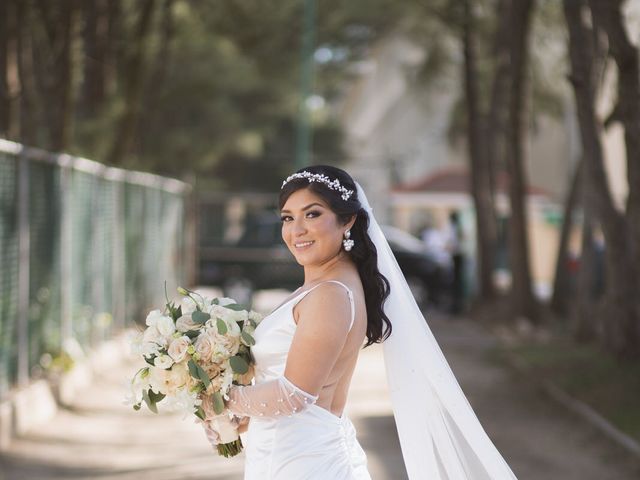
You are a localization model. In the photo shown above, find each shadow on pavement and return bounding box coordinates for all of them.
[353,414,408,480]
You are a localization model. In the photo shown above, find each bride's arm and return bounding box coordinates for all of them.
[225,283,353,418]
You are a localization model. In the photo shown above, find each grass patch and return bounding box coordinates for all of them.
[493,339,640,442]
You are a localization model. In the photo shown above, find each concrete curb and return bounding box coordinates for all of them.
[0,329,134,452]
[502,348,640,461]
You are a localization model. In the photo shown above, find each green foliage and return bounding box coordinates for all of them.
[229,355,249,374]
[192,310,210,324]
[73,0,410,185]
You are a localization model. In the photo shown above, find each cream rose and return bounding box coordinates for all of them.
[212,332,241,359]
[176,314,200,333]
[194,332,215,363]
[149,363,188,395]
[168,335,190,363]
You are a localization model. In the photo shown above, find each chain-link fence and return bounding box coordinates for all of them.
[0,139,193,400]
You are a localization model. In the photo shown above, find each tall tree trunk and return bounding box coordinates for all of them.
[0,0,10,136]
[563,0,638,357]
[52,0,77,152]
[572,177,598,341]
[31,0,78,152]
[106,0,156,166]
[138,0,175,162]
[80,0,109,117]
[505,0,538,322]
[462,0,497,302]
[551,160,582,315]
[486,0,511,203]
[15,1,38,146]
[589,0,640,336]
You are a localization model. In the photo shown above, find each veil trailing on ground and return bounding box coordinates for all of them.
[355,181,518,480]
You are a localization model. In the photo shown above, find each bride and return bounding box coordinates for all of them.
[202,165,518,479]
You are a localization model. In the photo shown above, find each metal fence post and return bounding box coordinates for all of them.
[60,162,73,344]
[17,153,30,387]
[112,180,126,331]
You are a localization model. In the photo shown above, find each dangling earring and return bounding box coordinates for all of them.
[343,229,354,251]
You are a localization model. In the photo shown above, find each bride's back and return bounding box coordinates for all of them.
[291,274,367,418]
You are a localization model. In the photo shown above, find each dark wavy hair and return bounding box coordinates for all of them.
[279,165,392,347]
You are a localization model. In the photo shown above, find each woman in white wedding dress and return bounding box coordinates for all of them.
[202,165,519,480]
[204,165,391,479]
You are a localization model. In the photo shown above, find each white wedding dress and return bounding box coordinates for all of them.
[240,280,371,480]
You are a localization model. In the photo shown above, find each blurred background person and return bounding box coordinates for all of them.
[444,211,465,315]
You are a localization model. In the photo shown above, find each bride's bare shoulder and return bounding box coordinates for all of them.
[293,280,355,327]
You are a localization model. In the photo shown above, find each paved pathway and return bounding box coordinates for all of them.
[1,289,639,479]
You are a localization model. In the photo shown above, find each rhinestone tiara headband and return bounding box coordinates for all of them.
[281,171,354,201]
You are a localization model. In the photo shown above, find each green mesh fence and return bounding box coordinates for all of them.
[0,140,191,400]
[0,150,19,394]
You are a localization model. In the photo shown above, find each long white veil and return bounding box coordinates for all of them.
[355,181,518,479]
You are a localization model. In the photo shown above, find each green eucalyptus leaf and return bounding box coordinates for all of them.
[224,303,246,311]
[198,365,211,388]
[192,311,210,324]
[184,329,200,339]
[216,318,228,335]
[229,355,249,374]
[195,405,206,421]
[212,391,225,414]
[188,359,200,380]
[149,390,166,403]
[142,389,158,414]
[241,331,255,346]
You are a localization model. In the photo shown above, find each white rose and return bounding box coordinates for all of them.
[156,315,176,337]
[208,305,227,320]
[168,336,190,363]
[142,341,160,357]
[142,326,167,355]
[181,297,198,315]
[176,314,200,333]
[162,388,199,419]
[145,309,164,327]
[227,308,249,325]
[154,354,174,369]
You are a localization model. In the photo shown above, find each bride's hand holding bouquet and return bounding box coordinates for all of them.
[125,286,262,457]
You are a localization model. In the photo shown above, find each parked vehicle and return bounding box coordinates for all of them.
[199,215,445,308]
[379,225,447,309]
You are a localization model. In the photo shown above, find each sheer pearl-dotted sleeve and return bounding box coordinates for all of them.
[226,282,354,420]
[226,375,318,418]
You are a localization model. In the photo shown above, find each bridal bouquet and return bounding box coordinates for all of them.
[125,286,262,457]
